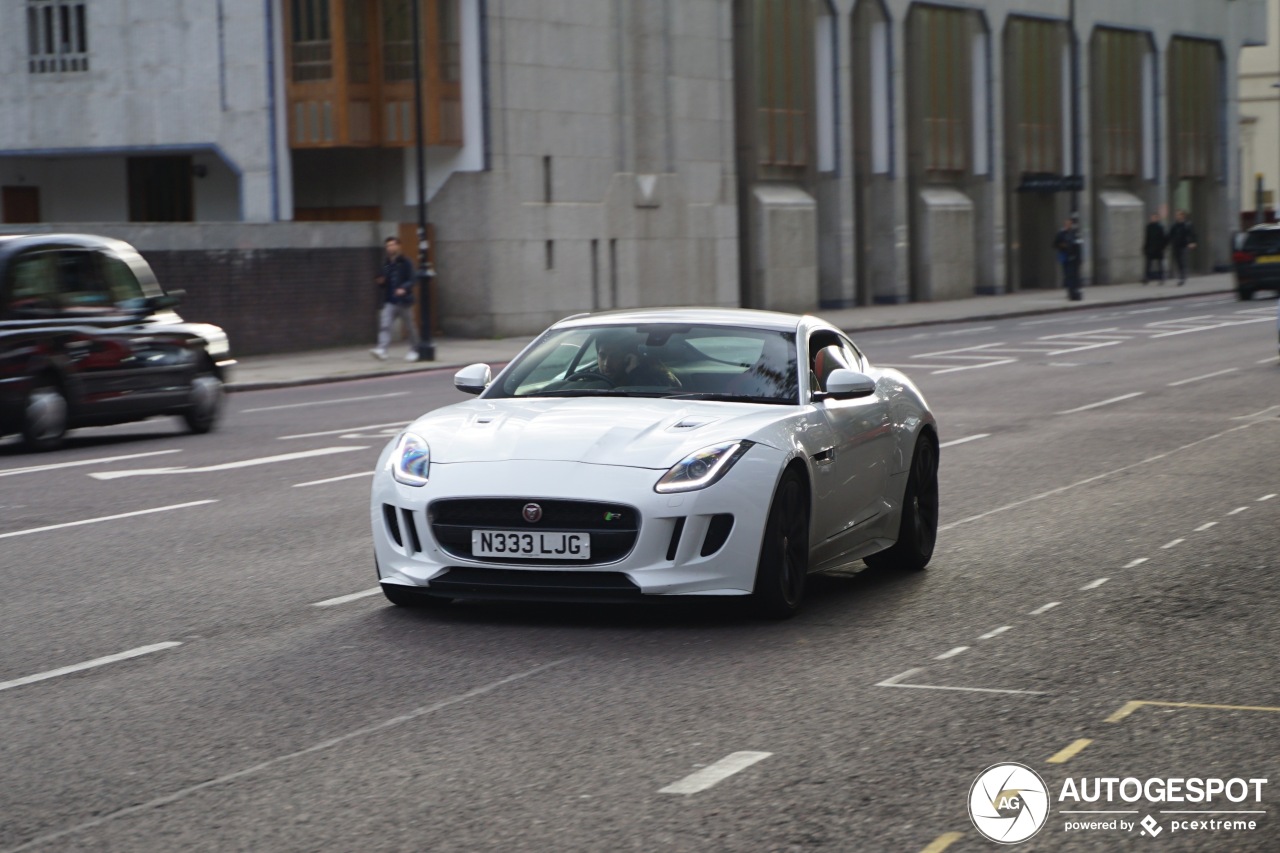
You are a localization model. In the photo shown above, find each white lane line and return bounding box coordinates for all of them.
[279,421,408,440]
[1081,578,1109,590]
[978,626,1011,640]
[940,420,1258,532]
[312,588,382,607]
[1195,521,1218,531]
[1258,357,1278,365]
[0,642,182,693]
[1161,539,1184,549]
[1030,602,1060,615]
[935,325,997,336]
[1232,404,1280,420]
[1261,494,1277,502]
[875,668,1046,696]
[939,433,990,449]
[0,450,181,478]
[1123,558,1149,568]
[0,500,218,541]
[1056,392,1144,415]
[935,646,969,660]
[1227,506,1250,516]
[5,658,575,853]
[1126,306,1172,315]
[1151,317,1273,338]
[1167,368,1238,387]
[931,359,1018,375]
[241,392,409,414]
[88,447,368,480]
[658,751,773,795]
[293,471,375,488]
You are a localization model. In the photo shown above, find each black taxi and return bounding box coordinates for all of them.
[0,234,233,451]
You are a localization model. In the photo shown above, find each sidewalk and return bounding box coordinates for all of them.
[227,274,1236,391]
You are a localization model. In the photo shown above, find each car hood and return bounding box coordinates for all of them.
[407,397,792,468]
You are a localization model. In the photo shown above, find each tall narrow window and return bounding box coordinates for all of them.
[26,1,88,74]
[917,6,969,174]
[346,0,370,84]
[1008,17,1064,175]
[1095,29,1143,177]
[290,0,332,82]
[1169,38,1219,179]
[438,0,461,83]
[753,0,813,178]
[383,0,415,82]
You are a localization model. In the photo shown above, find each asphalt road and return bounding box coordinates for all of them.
[1,293,1277,852]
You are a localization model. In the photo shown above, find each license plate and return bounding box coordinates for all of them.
[1256,255,1280,264]
[471,530,591,560]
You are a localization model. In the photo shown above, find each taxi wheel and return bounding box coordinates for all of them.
[182,369,224,434]
[21,383,68,452]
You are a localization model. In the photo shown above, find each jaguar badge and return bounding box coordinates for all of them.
[522,503,543,523]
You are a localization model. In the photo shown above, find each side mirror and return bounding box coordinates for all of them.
[148,291,184,311]
[454,363,492,395]
[819,368,876,400]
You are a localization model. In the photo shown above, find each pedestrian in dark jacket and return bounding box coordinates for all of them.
[1143,213,1167,284]
[1167,210,1198,286]
[371,236,420,361]
[1053,217,1084,301]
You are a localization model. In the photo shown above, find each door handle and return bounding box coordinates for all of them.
[812,447,836,465]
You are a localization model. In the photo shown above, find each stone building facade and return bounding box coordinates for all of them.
[0,0,1267,346]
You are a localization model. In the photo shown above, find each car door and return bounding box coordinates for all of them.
[52,248,148,417]
[806,334,894,562]
[1,248,69,426]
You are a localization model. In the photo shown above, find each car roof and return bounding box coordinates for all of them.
[1246,224,1280,232]
[0,233,141,266]
[551,307,814,333]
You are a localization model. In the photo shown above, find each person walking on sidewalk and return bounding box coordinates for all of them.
[1054,216,1084,301]
[1167,210,1198,286]
[371,236,420,362]
[1142,213,1167,284]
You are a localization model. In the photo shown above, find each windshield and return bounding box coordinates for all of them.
[1243,230,1280,255]
[488,323,800,404]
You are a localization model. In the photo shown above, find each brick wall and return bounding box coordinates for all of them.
[145,247,385,356]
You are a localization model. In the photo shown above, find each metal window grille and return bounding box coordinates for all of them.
[920,6,968,174]
[1170,38,1218,179]
[753,0,811,177]
[1010,18,1063,175]
[26,1,88,74]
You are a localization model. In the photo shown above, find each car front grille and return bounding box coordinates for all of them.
[428,498,640,566]
[427,567,645,602]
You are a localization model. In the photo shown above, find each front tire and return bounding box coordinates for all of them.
[21,383,68,452]
[752,468,809,619]
[865,433,938,572]
[182,369,224,434]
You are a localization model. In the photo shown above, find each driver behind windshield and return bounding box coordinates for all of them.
[595,330,681,388]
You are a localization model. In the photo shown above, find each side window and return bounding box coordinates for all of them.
[56,250,113,314]
[3,251,60,317]
[840,337,865,372]
[100,253,147,309]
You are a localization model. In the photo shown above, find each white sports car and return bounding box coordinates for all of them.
[371,308,938,618]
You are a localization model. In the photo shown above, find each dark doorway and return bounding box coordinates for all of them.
[127,156,194,222]
[2,186,41,223]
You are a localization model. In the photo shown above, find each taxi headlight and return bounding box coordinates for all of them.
[391,431,430,486]
[655,441,752,493]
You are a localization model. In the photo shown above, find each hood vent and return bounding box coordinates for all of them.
[669,417,717,431]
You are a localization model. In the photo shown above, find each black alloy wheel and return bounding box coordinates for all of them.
[21,382,68,452]
[753,468,809,619]
[865,433,939,572]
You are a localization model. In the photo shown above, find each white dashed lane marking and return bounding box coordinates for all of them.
[312,588,382,608]
[241,392,408,414]
[1029,602,1060,615]
[1261,494,1277,502]
[1227,506,1250,516]
[1056,392,1144,415]
[939,434,990,449]
[0,500,218,540]
[1167,368,1238,387]
[1081,578,1110,590]
[280,422,408,440]
[88,448,368,480]
[0,642,182,693]
[1161,539,1183,549]
[0,450,181,479]
[1195,522,1218,531]
[293,471,375,488]
[935,647,969,660]
[658,751,772,795]
[1123,558,1148,568]
[978,626,1011,640]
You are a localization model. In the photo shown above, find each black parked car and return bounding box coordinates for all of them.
[1232,224,1280,300]
[0,234,233,451]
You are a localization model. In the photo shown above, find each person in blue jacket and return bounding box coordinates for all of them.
[371,236,420,361]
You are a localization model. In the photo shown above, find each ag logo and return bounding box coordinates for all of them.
[969,763,1050,844]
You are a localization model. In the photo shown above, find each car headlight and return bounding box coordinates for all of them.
[390,431,430,486]
[655,441,753,493]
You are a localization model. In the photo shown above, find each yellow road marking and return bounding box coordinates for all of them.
[919,832,965,853]
[1107,700,1280,723]
[1047,738,1093,764]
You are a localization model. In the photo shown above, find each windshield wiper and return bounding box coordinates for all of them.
[663,392,793,405]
